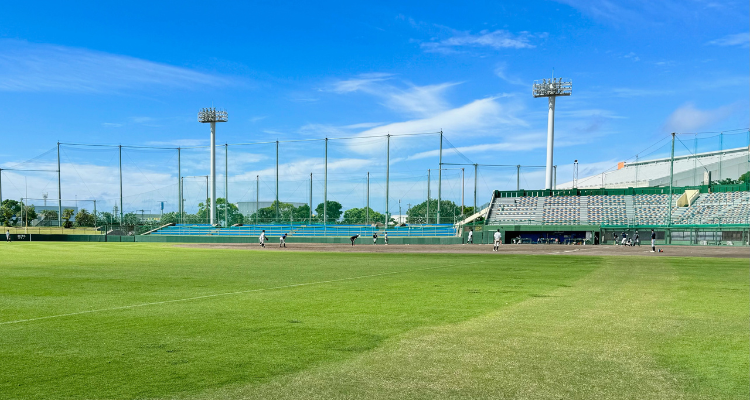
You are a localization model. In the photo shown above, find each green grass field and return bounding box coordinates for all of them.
[0,243,747,399]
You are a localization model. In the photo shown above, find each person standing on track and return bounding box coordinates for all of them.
[384,231,388,245]
[613,232,618,245]
[280,233,287,248]
[5,229,10,243]
[650,229,656,252]
[350,234,360,246]
[634,231,640,247]
[493,229,502,252]
[259,230,266,248]
[467,228,473,245]
[372,232,378,245]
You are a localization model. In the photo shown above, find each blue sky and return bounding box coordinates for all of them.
[0,1,747,217]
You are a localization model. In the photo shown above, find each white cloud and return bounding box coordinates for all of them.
[406,133,548,160]
[421,30,539,53]
[0,40,231,93]
[327,74,460,118]
[706,32,749,47]
[663,102,738,132]
[494,62,525,86]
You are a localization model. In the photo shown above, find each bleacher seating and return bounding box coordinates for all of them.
[633,194,677,225]
[486,197,539,224]
[587,195,627,225]
[543,196,579,225]
[150,223,457,237]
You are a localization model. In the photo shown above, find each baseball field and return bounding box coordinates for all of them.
[0,242,747,399]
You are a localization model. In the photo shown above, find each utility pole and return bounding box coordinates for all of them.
[386,134,390,225]
[256,175,259,225]
[437,131,443,224]
[309,173,313,224]
[366,172,370,224]
[275,140,279,221]
[427,169,431,224]
[225,143,229,227]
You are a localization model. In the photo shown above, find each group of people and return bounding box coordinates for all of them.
[257,230,287,248]
[614,229,658,252]
[465,228,504,252]
[349,231,389,246]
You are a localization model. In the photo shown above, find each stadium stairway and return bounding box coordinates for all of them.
[534,197,545,224]
[579,196,589,224]
[624,195,635,225]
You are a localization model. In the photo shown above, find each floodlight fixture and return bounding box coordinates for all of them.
[198,107,228,226]
[533,77,572,189]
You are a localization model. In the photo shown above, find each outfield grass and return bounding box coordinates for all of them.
[0,243,747,399]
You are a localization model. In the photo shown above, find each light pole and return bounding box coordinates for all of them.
[533,76,572,189]
[198,107,228,226]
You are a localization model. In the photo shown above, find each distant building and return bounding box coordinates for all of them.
[559,147,749,189]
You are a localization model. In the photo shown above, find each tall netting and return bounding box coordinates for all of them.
[0,145,60,231]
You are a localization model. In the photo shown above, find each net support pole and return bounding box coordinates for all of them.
[667,132,675,226]
[516,165,520,191]
[0,169,3,206]
[309,173,313,224]
[177,147,181,223]
[427,169,430,224]
[693,135,697,186]
[324,138,328,225]
[553,165,557,190]
[119,145,123,223]
[473,164,477,214]
[275,140,279,221]
[256,175,259,225]
[385,134,390,225]
[225,143,229,227]
[366,172,369,224]
[58,142,62,227]
[461,168,464,216]
[437,131,443,224]
[719,132,723,180]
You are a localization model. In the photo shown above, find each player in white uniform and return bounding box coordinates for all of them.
[259,230,266,248]
[493,229,502,252]
[279,233,287,248]
[384,231,388,245]
[467,229,473,245]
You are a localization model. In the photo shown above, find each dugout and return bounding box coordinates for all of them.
[477,225,600,245]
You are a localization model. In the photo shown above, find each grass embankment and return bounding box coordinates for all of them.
[0,243,747,399]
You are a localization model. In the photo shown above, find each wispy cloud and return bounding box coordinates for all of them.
[494,62,525,86]
[0,40,232,93]
[663,102,738,132]
[706,32,749,47]
[327,74,460,118]
[102,123,123,128]
[421,30,541,53]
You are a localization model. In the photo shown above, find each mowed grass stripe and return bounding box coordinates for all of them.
[188,256,749,400]
[1,243,599,399]
[0,259,492,325]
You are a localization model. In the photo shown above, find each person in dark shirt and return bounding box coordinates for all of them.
[372,232,378,245]
[650,229,656,252]
[350,234,360,246]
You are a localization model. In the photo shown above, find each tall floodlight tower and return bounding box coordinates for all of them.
[198,107,228,226]
[533,76,572,189]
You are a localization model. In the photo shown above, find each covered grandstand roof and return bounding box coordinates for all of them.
[559,147,749,189]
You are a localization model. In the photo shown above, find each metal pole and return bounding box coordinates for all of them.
[275,140,279,221]
[553,165,557,190]
[205,176,209,215]
[57,143,62,227]
[225,143,229,227]
[693,134,698,186]
[210,122,216,226]
[545,96,556,189]
[461,167,464,215]
[635,155,639,187]
[719,132,723,181]
[0,169,2,206]
[324,138,328,224]
[427,169,431,224]
[256,175,259,225]
[668,132,675,226]
[437,131,443,224]
[516,165,520,191]
[366,172,369,224]
[473,164,477,214]
[119,145,123,223]
[177,147,181,223]
[309,173,313,224]
[93,200,96,228]
[386,134,390,225]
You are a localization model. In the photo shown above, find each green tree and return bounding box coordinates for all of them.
[159,212,179,225]
[198,198,245,225]
[738,171,749,183]
[40,209,58,223]
[96,211,115,226]
[406,199,460,224]
[122,213,140,227]
[342,207,385,224]
[292,204,316,222]
[21,205,37,225]
[61,208,75,228]
[0,200,23,226]
[315,201,343,223]
[75,209,95,227]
